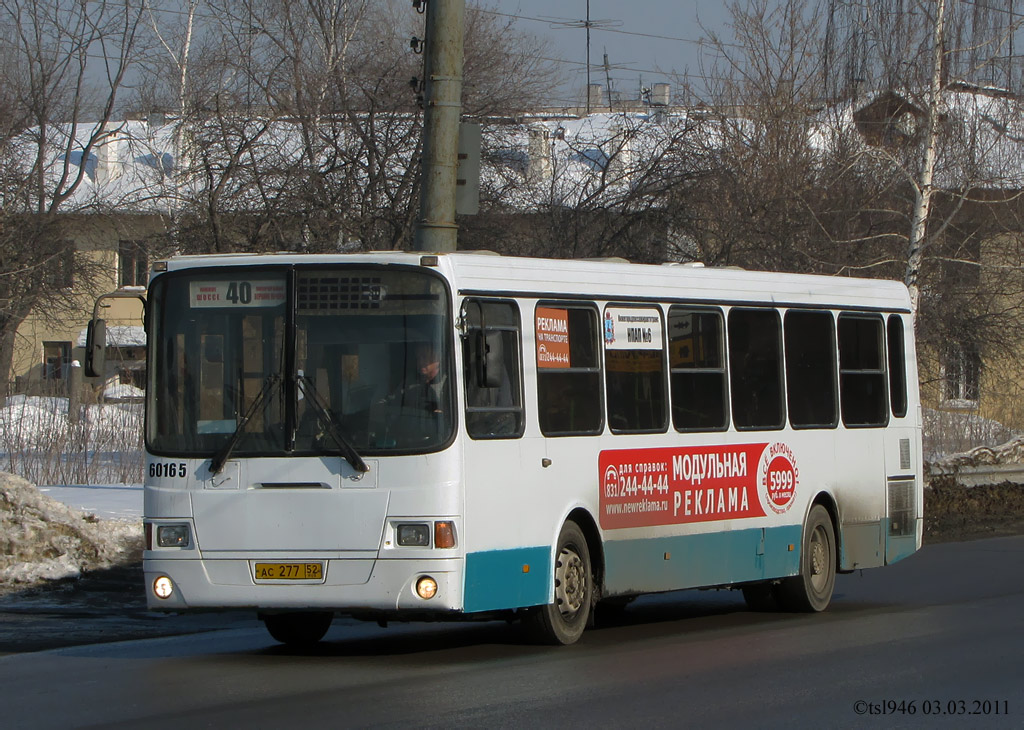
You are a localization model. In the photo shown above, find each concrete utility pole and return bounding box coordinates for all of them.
[413,0,465,252]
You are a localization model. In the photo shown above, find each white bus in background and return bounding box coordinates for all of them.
[98,252,922,646]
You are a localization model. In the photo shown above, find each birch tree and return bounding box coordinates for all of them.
[141,0,201,117]
[904,0,946,314]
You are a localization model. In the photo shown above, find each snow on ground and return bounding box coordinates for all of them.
[0,393,143,490]
[102,382,145,401]
[922,407,1018,461]
[37,483,142,520]
[0,393,143,451]
[0,394,144,591]
[0,473,141,589]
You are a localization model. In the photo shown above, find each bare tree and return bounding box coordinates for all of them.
[461,6,562,117]
[128,0,563,254]
[686,0,1024,440]
[0,0,148,394]
[674,0,852,270]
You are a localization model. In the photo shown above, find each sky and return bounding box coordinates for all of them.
[493,1,733,106]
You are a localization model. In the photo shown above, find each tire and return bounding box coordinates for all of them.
[741,582,777,612]
[523,521,593,645]
[774,504,836,612]
[262,611,334,646]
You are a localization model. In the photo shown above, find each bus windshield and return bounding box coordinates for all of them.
[146,266,453,458]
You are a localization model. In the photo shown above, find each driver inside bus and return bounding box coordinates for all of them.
[411,344,444,407]
[301,342,449,450]
[398,342,447,415]
[370,342,451,447]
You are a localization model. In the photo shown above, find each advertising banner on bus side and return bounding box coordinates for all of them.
[599,442,799,529]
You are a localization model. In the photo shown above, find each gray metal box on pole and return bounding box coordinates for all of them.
[456,122,481,216]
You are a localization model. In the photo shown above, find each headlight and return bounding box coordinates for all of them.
[156,524,191,548]
[416,576,438,599]
[396,523,430,547]
[153,575,174,599]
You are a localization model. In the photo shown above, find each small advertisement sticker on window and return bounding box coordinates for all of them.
[536,307,571,368]
[603,307,662,350]
[189,280,286,308]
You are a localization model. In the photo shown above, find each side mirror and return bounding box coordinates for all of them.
[84,319,106,378]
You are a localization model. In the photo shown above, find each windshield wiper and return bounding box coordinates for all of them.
[298,376,369,473]
[210,374,281,474]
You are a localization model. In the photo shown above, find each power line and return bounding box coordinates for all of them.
[476,6,741,50]
[545,0,620,112]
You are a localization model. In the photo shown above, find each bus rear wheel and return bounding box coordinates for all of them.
[741,582,777,611]
[524,520,593,645]
[774,504,836,612]
[262,611,333,646]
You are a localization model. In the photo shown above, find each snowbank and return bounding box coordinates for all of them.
[0,472,141,587]
[930,435,1024,469]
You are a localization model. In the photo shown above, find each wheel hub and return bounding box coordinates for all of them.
[811,538,826,576]
[809,525,829,591]
[554,546,585,616]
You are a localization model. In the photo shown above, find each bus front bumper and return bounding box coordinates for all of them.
[143,556,463,613]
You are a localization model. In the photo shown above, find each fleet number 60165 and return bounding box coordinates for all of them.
[149,462,188,478]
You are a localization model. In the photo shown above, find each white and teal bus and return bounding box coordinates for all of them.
[99,251,922,646]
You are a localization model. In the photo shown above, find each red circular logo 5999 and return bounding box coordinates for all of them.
[758,442,798,514]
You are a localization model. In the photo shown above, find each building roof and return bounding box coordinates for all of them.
[19,86,1024,217]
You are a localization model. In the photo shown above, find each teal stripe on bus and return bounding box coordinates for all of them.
[603,525,803,595]
[884,518,919,565]
[464,546,551,613]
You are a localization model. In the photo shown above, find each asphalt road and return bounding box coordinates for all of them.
[0,535,1021,729]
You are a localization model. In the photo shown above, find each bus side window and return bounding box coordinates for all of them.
[887,315,908,418]
[838,314,888,427]
[536,304,603,436]
[728,308,785,430]
[784,310,838,429]
[668,307,728,431]
[604,305,668,434]
[462,299,524,439]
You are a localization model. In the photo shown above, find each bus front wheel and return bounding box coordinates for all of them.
[262,611,333,646]
[774,504,836,612]
[524,520,593,645]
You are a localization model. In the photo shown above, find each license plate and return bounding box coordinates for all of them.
[254,562,323,580]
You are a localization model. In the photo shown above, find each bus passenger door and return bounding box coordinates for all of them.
[460,299,550,612]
